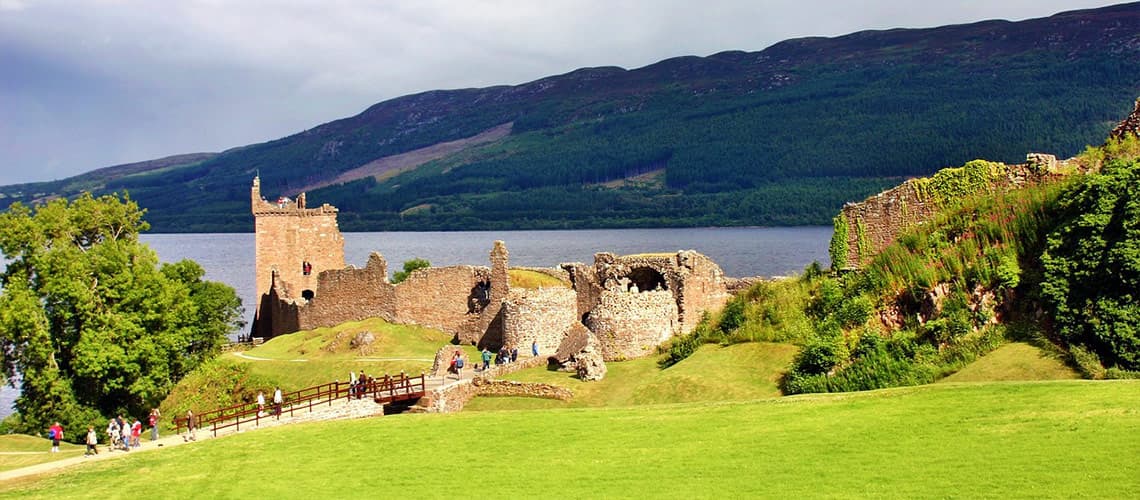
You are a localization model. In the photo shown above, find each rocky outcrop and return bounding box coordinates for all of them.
[1109,98,1140,142]
[575,345,607,382]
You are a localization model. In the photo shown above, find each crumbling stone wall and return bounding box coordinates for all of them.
[394,265,490,336]
[501,287,578,355]
[250,181,732,360]
[1109,98,1140,141]
[672,250,732,333]
[301,253,395,329]
[838,160,1053,269]
[586,289,679,361]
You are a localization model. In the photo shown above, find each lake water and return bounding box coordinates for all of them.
[0,226,832,418]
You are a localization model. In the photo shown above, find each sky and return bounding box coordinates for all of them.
[0,0,1127,185]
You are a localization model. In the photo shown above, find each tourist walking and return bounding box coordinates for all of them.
[131,418,142,448]
[85,426,98,456]
[107,418,120,452]
[481,348,491,371]
[48,422,63,453]
[532,340,538,357]
[511,347,518,363]
[185,409,196,442]
[120,419,131,451]
[149,408,161,441]
[454,352,465,380]
[257,391,266,416]
[273,387,283,416]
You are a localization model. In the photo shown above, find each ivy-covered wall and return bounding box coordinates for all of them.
[832,158,1049,269]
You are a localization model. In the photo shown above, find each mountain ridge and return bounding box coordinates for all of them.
[2,2,1138,232]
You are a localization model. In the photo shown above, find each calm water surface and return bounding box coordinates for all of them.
[0,227,832,417]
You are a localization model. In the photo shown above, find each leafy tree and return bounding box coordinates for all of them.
[1041,154,1140,371]
[392,258,431,284]
[0,193,242,438]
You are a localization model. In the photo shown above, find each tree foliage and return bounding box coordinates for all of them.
[1041,151,1140,371]
[392,258,431,284]
[0,193,243,438]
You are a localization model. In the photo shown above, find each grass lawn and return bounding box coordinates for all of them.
[940,342,1080,383]
[0,436,85,472]
[465,342,798,411]
[2,380,1137,498]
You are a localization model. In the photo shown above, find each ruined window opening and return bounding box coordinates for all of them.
[627,267,666,293]
[301,289,315,301]
[467,281,491,314]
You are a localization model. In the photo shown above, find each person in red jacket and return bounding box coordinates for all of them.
[130,418,142,448]
[48,422,63,452]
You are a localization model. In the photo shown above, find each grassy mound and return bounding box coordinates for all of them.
[0,435,84,472]
[508,269,569,289]
[465,342,797,411]
[160,318,457,420]
[4,381,1138,497]
[940,342,1079,383]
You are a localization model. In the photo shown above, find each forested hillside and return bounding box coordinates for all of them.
[2,3,1138,232]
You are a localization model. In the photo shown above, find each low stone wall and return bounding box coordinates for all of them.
[471,379,572,401]
[416,381,478,414]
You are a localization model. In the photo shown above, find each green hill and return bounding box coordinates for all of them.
[2,4,1138,232]
[939,342,1079,383]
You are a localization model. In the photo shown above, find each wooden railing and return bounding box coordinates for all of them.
[172,373,427,438]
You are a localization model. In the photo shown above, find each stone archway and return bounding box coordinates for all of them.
[626,266,667,292]
[301,289,315,301]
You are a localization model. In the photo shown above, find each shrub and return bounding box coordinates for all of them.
[392,258,431,284]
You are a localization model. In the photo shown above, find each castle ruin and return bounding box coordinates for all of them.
[250,177,731,361]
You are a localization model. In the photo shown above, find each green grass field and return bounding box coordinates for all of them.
[0,436,85,472]
[940,342,1080,383]
[2,380,1137,498]
[466,342,797,410]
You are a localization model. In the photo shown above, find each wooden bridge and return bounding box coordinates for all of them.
[173,373,426,437]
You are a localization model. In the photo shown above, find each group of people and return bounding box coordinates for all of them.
[103,409,160,453]
[52,408,162,456]
[255,387,285,417]
[448,351,467,379]
[348,371,376,399]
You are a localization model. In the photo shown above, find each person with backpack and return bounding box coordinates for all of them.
[48,422,63,452]
[454,351,465,380]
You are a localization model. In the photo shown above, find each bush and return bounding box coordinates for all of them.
[392,258,431,284]
[1041,157,1140,370]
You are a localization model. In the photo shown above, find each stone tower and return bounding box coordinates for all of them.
[250,176,345,319]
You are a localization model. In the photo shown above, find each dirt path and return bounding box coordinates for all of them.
[0,433,197,483]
